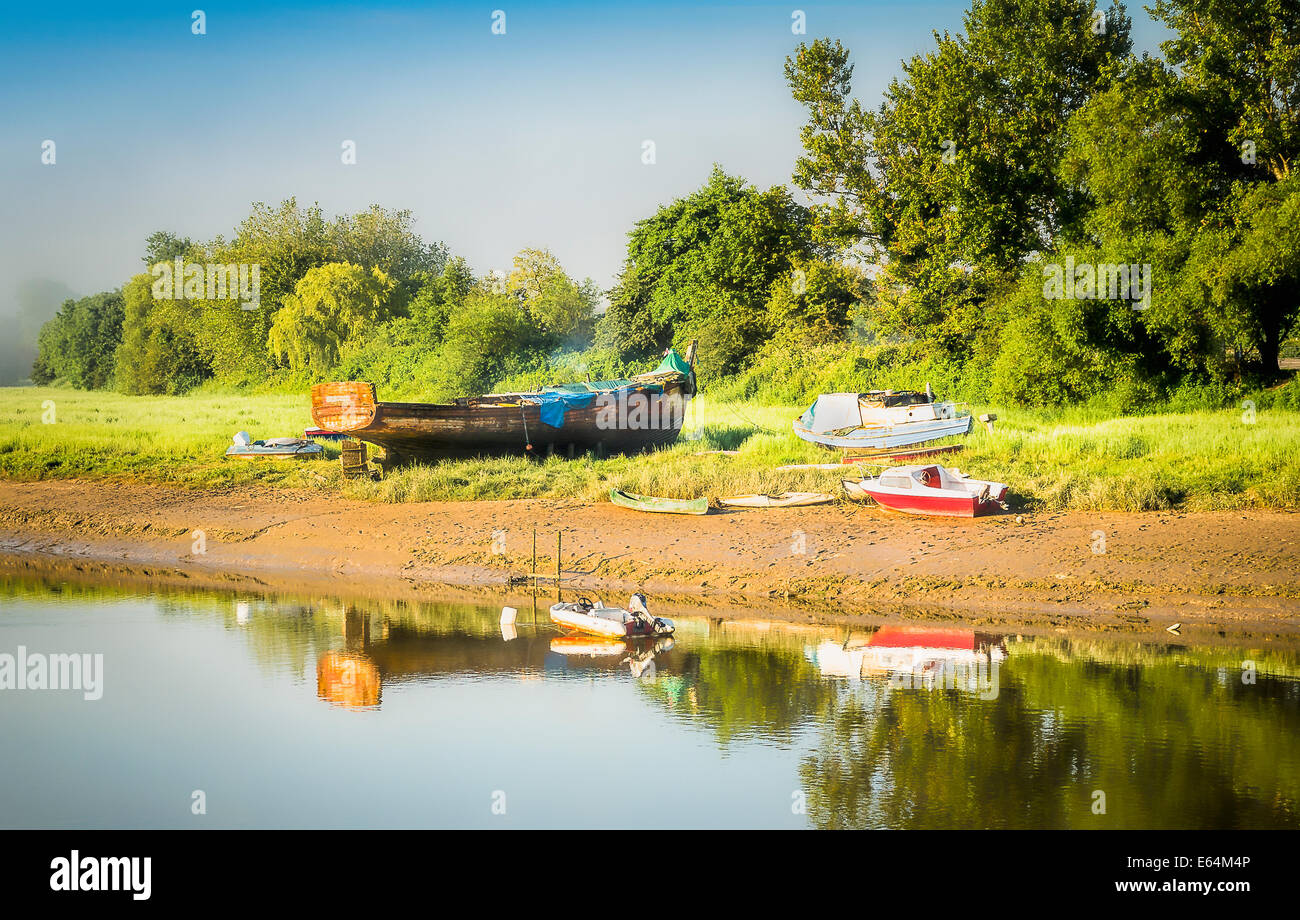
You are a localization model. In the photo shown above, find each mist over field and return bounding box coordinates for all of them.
[0,280,77,385]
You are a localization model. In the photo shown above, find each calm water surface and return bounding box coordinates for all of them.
[2,576,1297,829]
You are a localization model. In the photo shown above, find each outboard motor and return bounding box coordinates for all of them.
[628,592,652,628]
[630,593,674,636]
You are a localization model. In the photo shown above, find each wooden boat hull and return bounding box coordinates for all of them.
[609,487,708,515]
[311,378,692,462]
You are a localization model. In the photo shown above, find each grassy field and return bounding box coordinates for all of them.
[2,385,1299,511]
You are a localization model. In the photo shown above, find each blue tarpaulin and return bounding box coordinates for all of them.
[527,357,685,429]
[530,391,598,428]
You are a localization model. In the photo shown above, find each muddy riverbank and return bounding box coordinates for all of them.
[1,479,1298,638]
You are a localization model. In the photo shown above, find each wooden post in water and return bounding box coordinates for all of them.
[556,531,562,602]
[531,528,537,590]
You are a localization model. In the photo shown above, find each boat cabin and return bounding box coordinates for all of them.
[877,465,963,491]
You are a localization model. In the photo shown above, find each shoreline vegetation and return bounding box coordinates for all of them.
[3,385,1300,511]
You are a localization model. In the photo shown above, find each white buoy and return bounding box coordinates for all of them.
[500,606,517,625]
[236,602,251,625]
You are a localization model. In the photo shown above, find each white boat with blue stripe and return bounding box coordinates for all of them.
[792,390,972,450]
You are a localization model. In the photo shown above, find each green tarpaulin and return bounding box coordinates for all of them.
[651,349,693,376]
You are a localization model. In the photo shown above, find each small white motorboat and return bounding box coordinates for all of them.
[842,464,1008,517]
[549,593,675,639]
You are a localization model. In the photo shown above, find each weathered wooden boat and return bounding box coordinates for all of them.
[793,390,972,450]
[842,464,1007,517]
[310,345,696,464]
[609,487,708,515]
[225,431,325,460]
[549,594,675,639]
[719,492,834,509]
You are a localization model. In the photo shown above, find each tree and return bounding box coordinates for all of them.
[599,167,820,371]
[405,257,475,345]
[1150,0,1300,182]
[158,200,445,385]
[1061,2,1300,383]
[6,279,76,385]
[267,262,402,374]
[329,204,448,285]
[32,291,125,389]
[505,248,598,346]
[435,290,535,395]
[1185,177,1300,377]
[787,2,1132,354]
[114,274,209,395]
[142,231,195,266]
[783,39,877,249]
[765,257,867,341]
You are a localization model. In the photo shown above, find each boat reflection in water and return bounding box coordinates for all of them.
[313,605,681,708]
[807,625,1006,699]
[548,636,676,678]
[317,652,382,709]
[316,607,382,709]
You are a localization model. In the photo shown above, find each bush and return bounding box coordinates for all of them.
[32,291,124,390]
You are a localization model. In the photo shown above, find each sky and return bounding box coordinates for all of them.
[0,1,1171,333]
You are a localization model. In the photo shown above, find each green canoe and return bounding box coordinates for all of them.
[609,487,708,515]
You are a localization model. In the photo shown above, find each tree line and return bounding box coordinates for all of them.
[32,0,1300,408]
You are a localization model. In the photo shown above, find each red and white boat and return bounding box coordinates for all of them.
[842,464,1007,517]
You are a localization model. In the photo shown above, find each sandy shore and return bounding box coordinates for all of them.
[1,479,1298,637]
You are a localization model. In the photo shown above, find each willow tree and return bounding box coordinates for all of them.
[267,262,402,374]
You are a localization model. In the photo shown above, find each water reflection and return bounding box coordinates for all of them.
[276,596,1300,828]
[547,636,675,678]
[2,573,1298,829]
[316,608,381,709]
[808,625,1006,698]
[314,606,681,709]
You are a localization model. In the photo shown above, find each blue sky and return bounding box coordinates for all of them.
[0,1,1171,314]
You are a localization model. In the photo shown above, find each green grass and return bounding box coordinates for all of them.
[2,386,1299,511]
